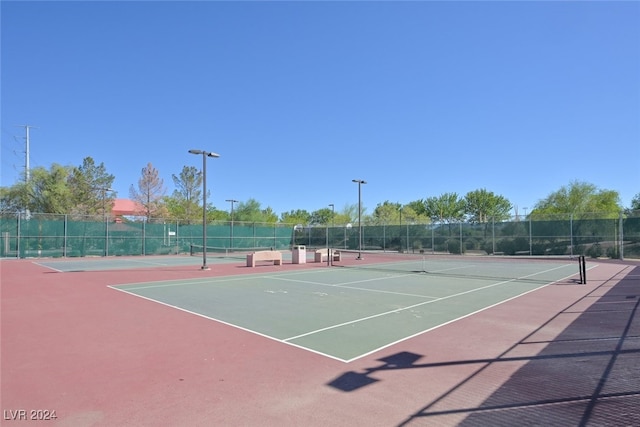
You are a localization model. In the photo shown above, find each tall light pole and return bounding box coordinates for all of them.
[329,203,335,226]
[328,203,334,248]
[189,149,220,270]
[352,179,366,260]
[226,199,238,251]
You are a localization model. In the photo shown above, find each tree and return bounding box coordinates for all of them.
[67,157,115,217]
[464,189,512,223]
[630,193,640,211]
[0,159,115,217]
[166,166,202,223]
[310,207,336,225]
[371,201,402,225]
[531,181,621,217]
[234,198,277,223]
[339,203,360,224]
[29,164,74,214]
[0,165,73,214]
[129,163,167,221]
[405,200,427,218]
[280,209,312,225]
[0,183,30,214]
[424,193,465,224]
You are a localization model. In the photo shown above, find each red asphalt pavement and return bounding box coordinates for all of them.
[1,257,637,426]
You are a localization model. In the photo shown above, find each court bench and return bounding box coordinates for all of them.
[246,250,283,267]
[314,249,341,263]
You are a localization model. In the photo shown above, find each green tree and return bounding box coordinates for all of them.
[29,164,74,214]
[0,182,30,213]
[405,200,427,218]
[424,193,465,224]
[234,198,277,223]
[166,166,202,223]
[531,181,621,217]
[0,165,74,214]
[310,208,335,225]
[280,209,312,225]
[339,203,360,225]
[206,206,229,222]
[67,157,115,217]
[630,193,640,211]
[371,201,402,225]
[0,159,115,217]
[464,189,512,223]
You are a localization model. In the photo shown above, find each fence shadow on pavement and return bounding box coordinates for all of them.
[328,266,640,426]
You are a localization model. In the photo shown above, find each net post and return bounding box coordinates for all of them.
[578,255,587,284]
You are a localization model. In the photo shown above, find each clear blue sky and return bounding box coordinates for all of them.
[2,1,639,217]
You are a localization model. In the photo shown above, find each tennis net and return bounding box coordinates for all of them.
[331,250,587,284]
[189,244,275,259]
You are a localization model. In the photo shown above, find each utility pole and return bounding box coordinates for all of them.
[16,125,37,182]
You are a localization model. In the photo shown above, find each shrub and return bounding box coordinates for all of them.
[587,243,603,258]
[446,239,463,254]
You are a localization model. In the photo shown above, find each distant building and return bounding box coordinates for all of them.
[110,199,145,223]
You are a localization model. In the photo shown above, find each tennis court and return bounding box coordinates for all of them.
[33,254,230,272]
[109,254,583,362]
[3,252,638,426]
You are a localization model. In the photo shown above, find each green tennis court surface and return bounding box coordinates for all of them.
[111,258,581,362]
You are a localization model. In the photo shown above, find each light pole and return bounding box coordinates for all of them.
[328,203,334,248]
[226,199,238,251]
[329,203,335,226]
[189,149,220,270]
[352,179,366,259]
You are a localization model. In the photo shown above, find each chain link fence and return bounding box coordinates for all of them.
[2,211,639,260]
[0,213,293,258]
[296,211,640,260]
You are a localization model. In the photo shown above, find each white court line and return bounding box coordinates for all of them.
[113,267,339,290]
[110,261,587,363]
[342,263,593,362]
[108,285,348,363]
[32,261,64,272]
[269,274,440,299]
[283,263,576,343]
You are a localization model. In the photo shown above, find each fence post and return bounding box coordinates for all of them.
[570,213,574,258]
[529,214,532,255]
[431,224,434,254]
[142,219,146,256]
[63,214,68,257]
[619,211,624,260]
[17,213,21,258]
[492,217,495,254]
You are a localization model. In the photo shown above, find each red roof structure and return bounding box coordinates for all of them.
[111,199,145,221]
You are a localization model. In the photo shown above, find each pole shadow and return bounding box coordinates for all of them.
[327,265,640,426]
